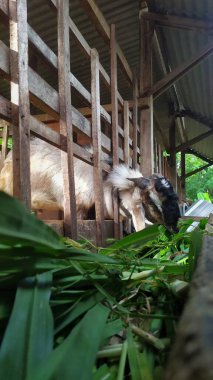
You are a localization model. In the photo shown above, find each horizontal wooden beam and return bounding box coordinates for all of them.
[175,129,213,152]
[175,109,213,131]
[79,0,133,84]
[49,0,124,105]
[147,40,213,99]
[183,163,212,179]
[78,97,149,116]
[186,148,213,165]
[141,12,213,32]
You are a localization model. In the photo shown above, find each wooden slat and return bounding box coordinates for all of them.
[91,49,105,245]
[110,24,120,239]
[132,73,138,169]
[0,122,9,170]
[9,0,31,208]
[148,40,213,99]
[57,0,77,239]
[0,44,117,159]
[141,11,213,32]
[139,5,154,176]
[123,101,130,166]
[79,0,133,84]
[49,0,124,104]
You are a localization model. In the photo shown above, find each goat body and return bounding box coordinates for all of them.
[0,138,180,232]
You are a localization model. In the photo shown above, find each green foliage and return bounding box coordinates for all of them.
[0,192,206,380]
[177,153,213,201]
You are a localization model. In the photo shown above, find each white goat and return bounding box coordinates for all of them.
[0,138,180,232]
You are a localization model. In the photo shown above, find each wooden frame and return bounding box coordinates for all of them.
[0,0,143,243]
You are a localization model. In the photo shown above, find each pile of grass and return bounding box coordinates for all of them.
[0,192,206,380]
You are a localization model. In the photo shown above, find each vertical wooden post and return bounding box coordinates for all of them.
[110,24,120,239]
[91,49,105,246]
[169,122,177,190]
[139,3,154,177]
[123,101,130,166]
[57,0,77,239]
[9,0,31,208]
[0,122,9,170]
[181,150,186,201]
[158,144,162,174]
[132,73,138,169]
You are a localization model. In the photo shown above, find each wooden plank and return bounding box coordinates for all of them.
[139,5,154,176]
[0,122,9,170]
[79,0,133,84]
[78,97,149,116]
[110,24,120,239]
[166,236,213,380]
[49,0,124,102]
[91,49,105,245]
[0,94,11,120]
[175,129,213,152]
[9,0,31,208]
[57,0,77,239]
[148,40,213,99]
[123,101,130,166]
[141,11,213,32]
[132,73,138,169]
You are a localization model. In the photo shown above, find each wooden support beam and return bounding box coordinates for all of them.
[57,0,77,239]
[147,40,213,99]
[175,109,213,131]
[9,0,31,208]
[183,163,212,179]
[139,4,154,176]
[79,0,133,84]
[91,49,105,245]
[110,24,120,239]
[181,151,186,201]
[123,101,130,166]
[186,148,213,165]
[141,12,213,32]
[175,129,213,152]
[0,122,9,170]
[132,73,138,169]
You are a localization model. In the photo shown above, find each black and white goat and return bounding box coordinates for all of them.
[0,138,180,232]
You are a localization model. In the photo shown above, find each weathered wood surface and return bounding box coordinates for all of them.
[166,235,213,380]
[9,0,31,208]
[91,49,105,245]
[57,0,77,239]
[139,5,154,176]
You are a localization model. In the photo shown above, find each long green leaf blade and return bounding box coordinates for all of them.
[32,303,109,380]
[0,272,53,380]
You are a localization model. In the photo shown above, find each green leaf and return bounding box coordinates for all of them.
[0,272,53,380]
[127,328,143,380]
[0,191,64,249]
[32,303,109,380]
[102,225,160,255]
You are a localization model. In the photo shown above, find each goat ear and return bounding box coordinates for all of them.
[127,177,151,190]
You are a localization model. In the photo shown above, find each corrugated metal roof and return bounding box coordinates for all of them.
[185,199,213,217]
[148,0,213,161]
[0,0,213,163]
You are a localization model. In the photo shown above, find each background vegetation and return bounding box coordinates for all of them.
[177,153,213,202]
